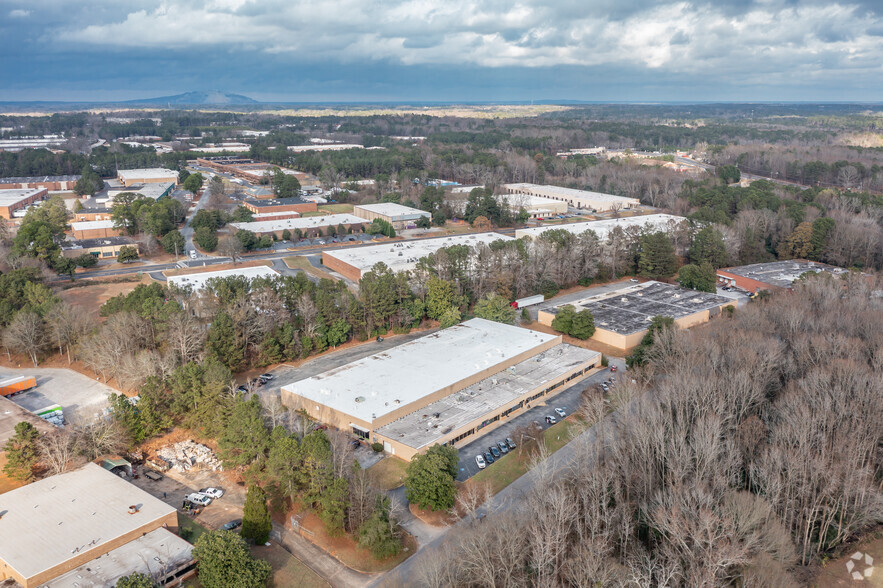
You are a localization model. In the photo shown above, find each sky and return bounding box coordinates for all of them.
[2,0,883,103]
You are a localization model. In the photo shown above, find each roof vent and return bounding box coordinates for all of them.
[128,505,140,515]
[355,396,366,403]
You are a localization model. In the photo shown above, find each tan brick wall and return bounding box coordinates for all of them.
[71,226,126,239]
[321,252,363,282]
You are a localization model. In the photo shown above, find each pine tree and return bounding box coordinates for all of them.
[241,485,272,545]
[206,311,244,370]
[3,421,40,481]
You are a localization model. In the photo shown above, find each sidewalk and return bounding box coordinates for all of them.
[274,523,373,588]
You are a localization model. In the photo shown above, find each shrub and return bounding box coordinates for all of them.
[372,442,384,452]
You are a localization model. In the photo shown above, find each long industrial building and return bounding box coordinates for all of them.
[502,183,640,212]
[0,175,81,191]
[352,203,430,229]
[496,193,568,218]
[515,213,686,240]
[321,232,513,282]
[0,188,49,219]
[717,260,848,294]
[70,219,125,239]
[538,281,733,351]
[168,265,280,291]
[0,463,189,588]
[242,197,317,215]
[229,213,367,239]
[117,168,178,187]
[281,318,600,460]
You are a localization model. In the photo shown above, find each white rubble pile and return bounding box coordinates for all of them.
[156,440,223,472]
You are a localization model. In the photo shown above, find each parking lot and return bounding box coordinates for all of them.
[128,462,247,531]
[453,357,624,481]
[2,367,116,422]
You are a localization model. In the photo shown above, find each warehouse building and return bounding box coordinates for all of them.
[242,197,318,215]
[288,143,364,152]
[195,157,311,184]
[0,463,189,588]
[61,237,139,260]
[117,168,178,187]
[281,318,600,460]
[0,188,49,219]
[515,213,687,240]
[230,213,367,239]
[0,175,81,191]
[496,193,568,218]
[74,207,114,222]
[168,265,280,291]
[251,210,302,221]
[353,203,431,229]
[70,219,125,239]
[322,232,513,282]
[538,281,733,352]
[717,260,848,294]
[502,183,640,212]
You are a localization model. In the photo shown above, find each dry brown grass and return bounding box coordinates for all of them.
[368,456,409,490]
[58,275,153,321]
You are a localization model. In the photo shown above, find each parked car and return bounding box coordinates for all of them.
[189,250,197,259]
[475,454,487,469]
[601,384,609,392]
[349,439,361,449]
[185,493,212,506]
[610,365,618,372]
[259,373,275,381]
[545,415,557,424]
[250,378,264,388]
[221,519,242,531]
[143,469,163,481]
[629,278,639,283]
[506,437,516,450]
[554,407,567,418]
[497,441,509,455]
[489,445,501,459]
[237,385,248,393]
[200,487,224,499]
[484,451,495,464]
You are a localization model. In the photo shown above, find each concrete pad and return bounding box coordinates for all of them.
[0,367,116,421]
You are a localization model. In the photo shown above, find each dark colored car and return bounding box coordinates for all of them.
[236,385,248,393]
[497,441,509,455]
[506,437,516,450]
[221,519,242,531]
[484,451,495,464]
[489,446,501,459]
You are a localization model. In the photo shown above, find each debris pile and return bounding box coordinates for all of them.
[156,440,223,472]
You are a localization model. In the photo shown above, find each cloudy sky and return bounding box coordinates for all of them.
[2,0,882,102]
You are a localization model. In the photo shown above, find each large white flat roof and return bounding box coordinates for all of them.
[282,318,557,424]
[323,232,513,275]
[117,168,177,180]
[354,203,430,220]
[515,213,686,240]
[230,213,365,233]
[0,463,176,580]
[71,219,116,230]
[503,183,640,205]
[44,528,193,588]
[168,265,279,291]
[0,188,44,206]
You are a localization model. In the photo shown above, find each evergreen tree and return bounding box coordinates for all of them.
[219,395,270,470]
[689,226,729,268]
[678,262,717,293]
[405,444,459,511]
[116,572,156,588]
[117,245,139,263]
[359,499,402,559]
[206,311,244,370]
[473,292,516,324]
[638,231,679,279]
[569,309,596,340]
[241,485,272,545]
[160,230,185,255]
[551,304,576,335]
[192,530,271,588]
[3,421,40,481]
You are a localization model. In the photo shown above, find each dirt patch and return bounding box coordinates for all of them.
[58,275,153,322]
[252,542,329,588]
[286,507,416,573]
[0,454,27,495]
[409,502,457,527]
[814,531,883,587]
[162,259,272,278]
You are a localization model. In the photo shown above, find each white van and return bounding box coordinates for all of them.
[189,250,197,259]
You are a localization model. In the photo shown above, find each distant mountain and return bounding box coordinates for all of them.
[128,91,259,105]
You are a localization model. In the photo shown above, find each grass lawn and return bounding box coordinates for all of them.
[300,203,355,217]
[368,456,409,490]
[468,417,581,495]
[177,513,210,544]
[251,542,329,588]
